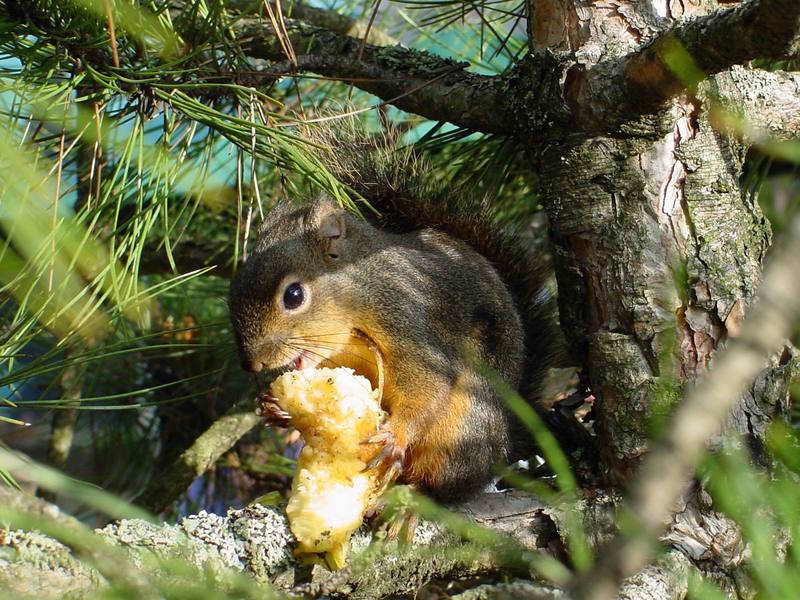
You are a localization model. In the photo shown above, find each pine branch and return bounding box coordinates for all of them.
[237,19,518,135]
[2,0,520,135]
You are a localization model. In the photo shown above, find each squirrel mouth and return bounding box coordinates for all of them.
[279,329,385,400]
[288,351,314,371]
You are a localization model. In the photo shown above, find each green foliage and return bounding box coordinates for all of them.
[1,0,799,598]
[687,424,800,600]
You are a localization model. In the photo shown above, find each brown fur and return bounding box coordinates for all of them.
[229,127,558,502]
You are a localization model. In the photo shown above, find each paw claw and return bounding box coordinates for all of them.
[364,444,393,471]
[387,510,418,545]
[361,424,405,487]
[361,430,394,445]
[256,393,291,427]
[382,462,403,488]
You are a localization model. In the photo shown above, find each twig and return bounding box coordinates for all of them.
[49,129,65,292]
[356,0,382,62]
[262,0,297,66]
[102,0,120,68]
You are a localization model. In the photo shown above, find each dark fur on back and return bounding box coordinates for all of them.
[305,123,560,429]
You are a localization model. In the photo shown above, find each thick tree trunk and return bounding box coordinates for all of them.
[540,97,783,475]
[520,3,800,592]
[529,0,796,480]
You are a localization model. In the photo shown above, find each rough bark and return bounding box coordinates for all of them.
[529,0,798,475]
[2,486,707,599]
[571,210,800,598]
[525,1,800,596]
[538,91,787,474]
[569,0,800,132]
[713,67,800,144]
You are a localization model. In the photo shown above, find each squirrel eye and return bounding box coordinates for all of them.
[282,282,305,311]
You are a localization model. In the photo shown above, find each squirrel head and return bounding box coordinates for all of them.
[229,197,360,374]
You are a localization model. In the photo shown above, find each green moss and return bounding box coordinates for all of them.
[647,378,684,436]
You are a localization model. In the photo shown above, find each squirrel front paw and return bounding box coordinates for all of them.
[255,393,292,428]
[362,423,406,487]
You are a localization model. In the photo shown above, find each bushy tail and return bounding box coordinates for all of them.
[303,120,561,413]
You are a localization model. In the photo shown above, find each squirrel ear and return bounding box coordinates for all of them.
[317,211,347,261]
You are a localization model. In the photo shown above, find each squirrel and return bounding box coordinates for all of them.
[228,124,560,502]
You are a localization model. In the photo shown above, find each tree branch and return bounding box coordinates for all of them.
[0,487,547,598]
[712,66,800,143]
[1,0,518,136]
[236,19,519,135]
[2,487,698,599]
[228,0,398,46]
[575,0,800,131]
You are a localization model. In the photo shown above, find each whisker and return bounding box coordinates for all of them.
[290,346,356,367]
[284,342,378,369]
[286,331,355,341]
[290,340,375,352]
[284,343,340,367]
[278,345,296,364]
[290,337,370,348]
[286,341,375,349]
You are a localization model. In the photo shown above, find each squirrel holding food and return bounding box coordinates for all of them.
[228,124,561,503]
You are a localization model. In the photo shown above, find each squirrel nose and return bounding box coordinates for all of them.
[248,359,264,373]
[242,356,264,372]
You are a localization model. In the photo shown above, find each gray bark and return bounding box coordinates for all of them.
[2,487,706,599]
[539,91,791,474]
[529,0,798,476]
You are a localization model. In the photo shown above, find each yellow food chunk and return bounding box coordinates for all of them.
[269,367,384,569]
